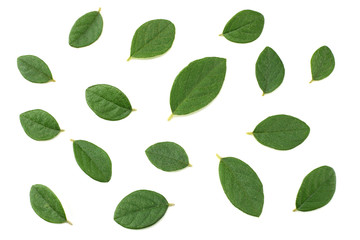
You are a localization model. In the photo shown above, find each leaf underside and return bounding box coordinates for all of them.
[296,166,336,212]
[20,109,61,141]
[86,84,132,121]
[17,55,53,83]
[73,140,112,182]
[170,57,227,116]
[130,19,175,59]
[69,11,103,48]
[114,190,169,229]
[219,157,264,217]
[252,114,310,150]
[223,9,264,43]
[145,141,189,171]
[256,47,285,94]
[311,46,335,81]
[30,184,67,224]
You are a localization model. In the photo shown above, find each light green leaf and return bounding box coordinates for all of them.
[86,84,133,121]
[30,184,71,224]
[295,166,336,212]
[128,19,175,60]
[248,114,310,150]
[310,46,335,82]
[20,109,62,141]
[218,155,264,217]
[114,190,171,229]
[222,10,264,43]
[145,142,190,172]
[256,47,285,95]
[72,140,112,182]
[17,55,54,83]
[69,9,103,48]
[169,57,226,120]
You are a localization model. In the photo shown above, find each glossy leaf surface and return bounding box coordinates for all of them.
[86,84,132,121]
[72,140,112,182]
[20,109,61,141]
[219,156,264,217]
[114,190,169,229]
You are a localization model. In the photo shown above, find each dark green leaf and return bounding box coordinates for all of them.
[295,166,336,212]
[72,140,112,182]
[17,55,54,83]
[86,84,133,121]
[218,156,264,217]
[256,47,285,95]
[128,19,175,60]
[311,46,335,81]
[249,114,310,150]
[222,10,264,43]
[169,57,226,119]
[30,184,71,224]
[20,109,62,141]
[145,142,190,172]
[69,9,103,48]
[114,190,171,229]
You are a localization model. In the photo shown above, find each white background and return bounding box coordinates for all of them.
[0,0,358,239]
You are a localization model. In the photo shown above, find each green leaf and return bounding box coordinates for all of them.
[310,46,335,81]
[222,10,264,43]
[69,9,103,48]
[128,19,175,60]
[114,190,170,229]
[249,114,310,150]
[72,140,112,182]
[256,47,285,95]
[169,57,226,119]
[20,109,62,141]
[17,55,54,83]
[218,156,264,217]
[30,184,71,224]
[295,166,336,212]
[86,84,133,121]
[145,142,191,172]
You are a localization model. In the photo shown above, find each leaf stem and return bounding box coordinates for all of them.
[66,220,73,225]
[188,163,192,167]
[127,56,132,62]
[70,139,75,142]
[132,108,137,112]
[262,92,265,96]
[49,79,56,82]
[219,33,224,37]
[167,114,174,121]
[246,132,253,135]
[292,208,297,212]
[309,80,314,83]
[98,7,101,12]
[60,129,65,132]
[216,154,222,160]
[168,203,175,207]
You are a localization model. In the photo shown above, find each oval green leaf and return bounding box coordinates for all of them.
[145,141,190,172]
[128,19,175,60]
[256,47,285,95]
[114,190,170,229]
[69,9,103,48]
[30,184,70,224]
[249,114,310,150]
[295,166,336,212]
[222,9,264,43]
[20,109,62,141]
[310,46,335,81]
[169,57,226,119]
[17,55,54,83]
[86,84,133,121]
[72,140,112,182]
[218,156,264,217]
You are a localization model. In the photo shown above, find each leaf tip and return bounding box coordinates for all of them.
[216,154,222,160]
[167,114,174,121]
[246,132,253,135]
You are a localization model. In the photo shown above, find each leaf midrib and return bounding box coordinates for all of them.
[70,12,100,44]
[254,128,308,134]
[33,187,65,221]
[87,89,131,112]
[147,151,186,165]
[21,115,59,132]
[75,142,107,179]
[19,58,51,80]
